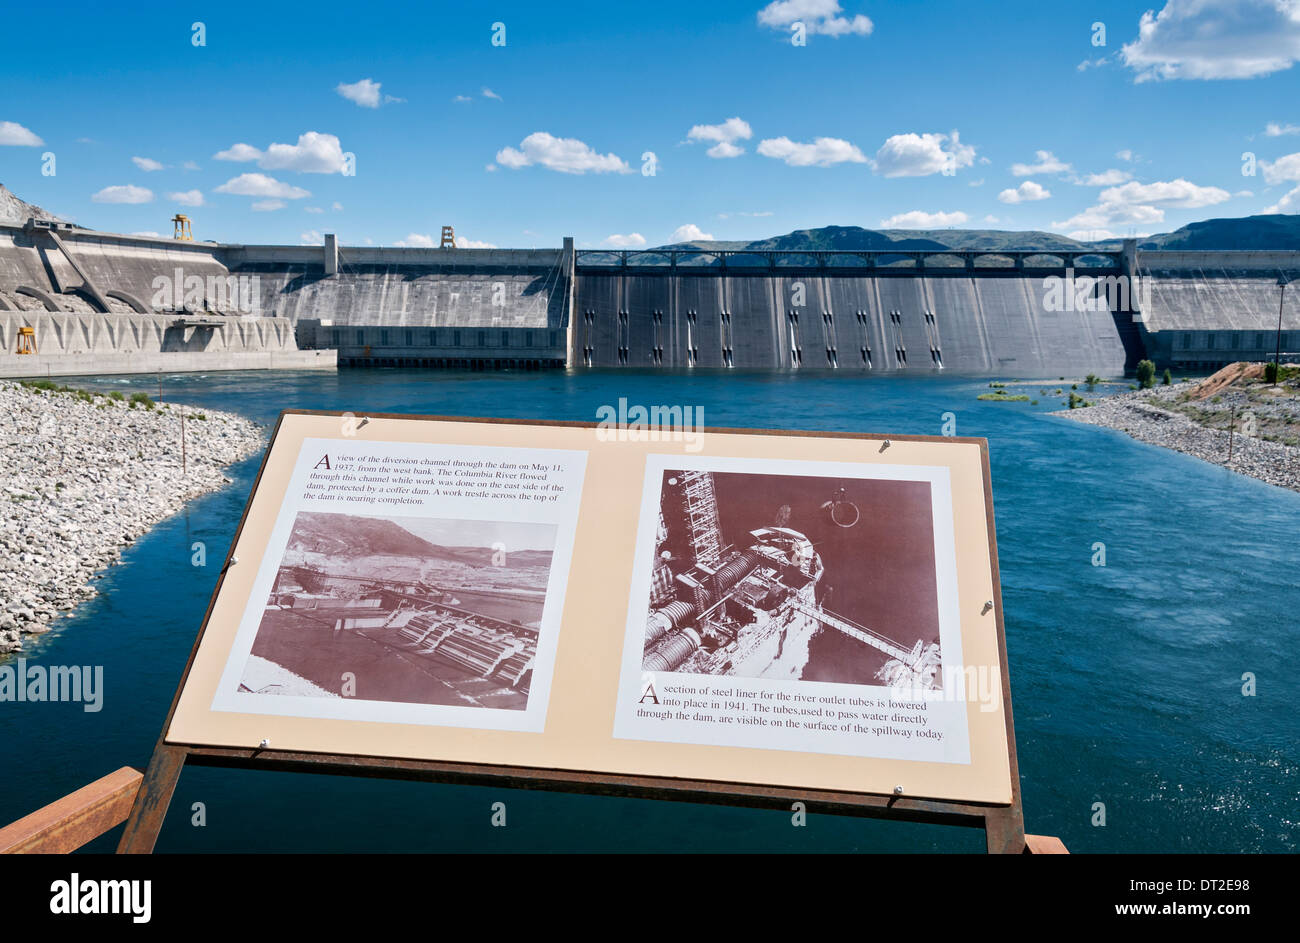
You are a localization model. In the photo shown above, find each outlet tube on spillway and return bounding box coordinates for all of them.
[644,599,696,647]
[643,627,702,673]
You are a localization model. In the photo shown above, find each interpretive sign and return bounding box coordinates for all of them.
[123,411,1024,853]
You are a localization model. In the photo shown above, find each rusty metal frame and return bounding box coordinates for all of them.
[118,410,1025,854]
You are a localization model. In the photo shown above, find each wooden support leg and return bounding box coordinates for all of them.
[116,745,187,854]
[984,805,1027,854]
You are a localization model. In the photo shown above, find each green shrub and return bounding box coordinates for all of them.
[1136,359,1156,388]
[1162,368,1172,385]
[128,391,156,410]
[1084,374,1100,390]
[1265,361,1279,384]
[108,391,124,402]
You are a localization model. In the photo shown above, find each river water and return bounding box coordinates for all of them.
[3,368,1296,852]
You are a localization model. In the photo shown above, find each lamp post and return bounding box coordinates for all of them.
[1275,273,1289,385]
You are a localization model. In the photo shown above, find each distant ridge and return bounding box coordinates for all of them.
[657,214,1300,254]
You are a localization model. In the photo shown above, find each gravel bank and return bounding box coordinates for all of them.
[0,381,264,653]
[1052,382,1300,492]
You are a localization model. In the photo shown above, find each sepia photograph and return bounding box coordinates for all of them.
[641,468,943,691]
[238,510,557,710]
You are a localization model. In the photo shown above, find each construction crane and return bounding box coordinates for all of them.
[172,214,193,241]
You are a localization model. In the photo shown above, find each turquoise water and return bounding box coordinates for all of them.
[3,369,1297,853]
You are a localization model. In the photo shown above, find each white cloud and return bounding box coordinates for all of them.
[214,173,310,199]
[396,233,435,247]
[1067,229,1120,241]
[214,132,348,174]
[1101,178,1233,207]
[1011,150,1072,176]
[92,185,153,204]
[604,233,648,247]
[983,215,1000,224]
[1262,150,1300,183]
[1264,184,1300,212]
[998,180,1051,204]
[1116,149,1135,162]
[757,135,867,167]
[213,143,262,162]
[305,206,324,214]
[757,0,873,37]
[0,121,42,146]
[454,95,472,102]
[1077,55,1112,71]
[879,210,969,228]
[301,230,324,245]
[687,117,753,158]
[872,131,975,177]
[482,87,502,101]
[132,156,165,171]
[717,210,774,219]
[455,236,497,248]
[1051,177,1231,232]
[671,223,715,242]
[252,199,286,211]
[1121,0,1300,81]
[336,78,380,107]
[1266,121,1300,136]
[167,189,204,207]
[332,201,343,211]
[336,78,403,107]
[496,132,631,174]
[1072,169,1133,186]
[183,160,201,171]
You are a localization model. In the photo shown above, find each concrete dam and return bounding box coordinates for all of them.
[2,201,1298,379]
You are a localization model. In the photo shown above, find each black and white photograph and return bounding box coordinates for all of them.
[641,468,944,691]
[239,510,557,711]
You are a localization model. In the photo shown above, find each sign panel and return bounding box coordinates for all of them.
[168,412,1015,805]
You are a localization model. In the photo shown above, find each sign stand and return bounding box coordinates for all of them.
[117,412,1027,854]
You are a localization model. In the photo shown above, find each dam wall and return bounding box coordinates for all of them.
[230,243,571,368]
[0,308,332,378]
[574,271,1139,377]
[0,222,332,377]
[1135,250,1300,369]
[4,211,1300,377]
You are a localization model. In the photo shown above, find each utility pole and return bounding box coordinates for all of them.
[1275,274,1289,386]
[1227,405,1235,464]
[180,413,186,476]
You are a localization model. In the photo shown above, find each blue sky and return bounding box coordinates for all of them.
[2,0,1299,248]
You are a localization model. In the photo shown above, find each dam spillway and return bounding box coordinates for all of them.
[573,258,1139,375]
[2,208,1298,379]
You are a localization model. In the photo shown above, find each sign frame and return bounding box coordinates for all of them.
[118,410,1025,854]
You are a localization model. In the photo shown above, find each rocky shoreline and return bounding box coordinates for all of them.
[0,381,264,653]
[1051,382,1300,493]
